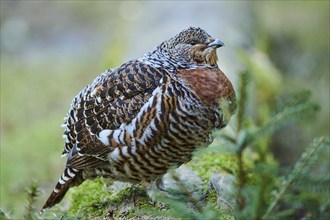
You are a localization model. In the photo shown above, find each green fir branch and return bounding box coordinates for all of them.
[0,207,12,220]
[295,173,330,194]
[254,101,319,142]
[236,71,250,133]
[234,72,252,211]
[263,136,329,218]
[24,182,40,220]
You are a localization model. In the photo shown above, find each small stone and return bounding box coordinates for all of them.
[163,165,203,193]
[209,173,237,211]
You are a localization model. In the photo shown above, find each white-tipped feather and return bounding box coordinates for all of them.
[97,96,102,103]
[110,148,120,161]
[67,169,76,177]
[58,178,65,185]
[61,173,70,181]
[62,135,69,142]
[98,129,111,145]
[112,129,121,144]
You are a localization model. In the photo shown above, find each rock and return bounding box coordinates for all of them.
[163,165,203,193]
[209,173,237,211]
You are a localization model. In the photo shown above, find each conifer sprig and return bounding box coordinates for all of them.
[263,136,329,218]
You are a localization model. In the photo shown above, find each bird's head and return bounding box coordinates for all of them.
[143,27,224,70]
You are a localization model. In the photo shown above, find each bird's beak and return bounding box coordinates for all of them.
[207,39,225,49]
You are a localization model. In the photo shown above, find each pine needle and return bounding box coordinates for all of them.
[263,137,328,218]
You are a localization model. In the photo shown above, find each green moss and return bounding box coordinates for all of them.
[207,190,218,206]
[107,184,134,204]
[68,179,159,218]
[188,151,239,181]
[69,178,113,218]
[125,195,162,219]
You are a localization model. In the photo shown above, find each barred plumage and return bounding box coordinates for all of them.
[43,27,236,209]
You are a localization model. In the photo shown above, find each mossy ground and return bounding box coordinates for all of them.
[68,178,161,219]
[68,178,114,218]
[65,147,241,219]
[188,151,238,181]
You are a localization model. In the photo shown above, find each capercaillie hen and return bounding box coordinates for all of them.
[43,27,236,209]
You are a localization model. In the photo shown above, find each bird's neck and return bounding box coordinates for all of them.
[139,48,189,72]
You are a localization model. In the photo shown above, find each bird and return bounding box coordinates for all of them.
[42,27,236,209]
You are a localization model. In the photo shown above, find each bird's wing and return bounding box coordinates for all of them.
[62,59,165,169]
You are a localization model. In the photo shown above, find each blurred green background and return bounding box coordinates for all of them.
[1,1,329,218]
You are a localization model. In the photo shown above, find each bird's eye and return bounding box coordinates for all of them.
[189,40,199,45]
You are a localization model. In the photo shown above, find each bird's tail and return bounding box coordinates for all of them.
[42,167,82,210]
